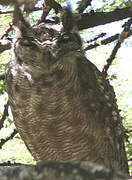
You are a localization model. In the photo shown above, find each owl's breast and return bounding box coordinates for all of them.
[7,51,98,162]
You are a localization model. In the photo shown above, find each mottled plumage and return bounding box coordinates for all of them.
[6,8,129,173]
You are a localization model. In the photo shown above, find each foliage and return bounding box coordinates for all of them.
[93,0,132,12]
[0,51,10,94]
[0,137,35,164]
[0,13,12,37]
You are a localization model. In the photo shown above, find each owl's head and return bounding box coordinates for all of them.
[12,5,82,72]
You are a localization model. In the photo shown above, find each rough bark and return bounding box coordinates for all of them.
[0,162,129,180]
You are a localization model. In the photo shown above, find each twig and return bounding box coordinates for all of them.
[102,17,132,77]
[126,128,132,133]
[128,158,132,162]
[0,129,18,149]
[85,34,119,50]
[0,101,9,130]
[0,23,13,40]
[86,33,106,44]
[85,30,132,51]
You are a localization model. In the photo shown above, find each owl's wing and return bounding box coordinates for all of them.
[76,55,129,173]
[76,55,115,118]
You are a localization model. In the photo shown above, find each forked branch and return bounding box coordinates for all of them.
[102,17,132,76]
[0,129,18,149]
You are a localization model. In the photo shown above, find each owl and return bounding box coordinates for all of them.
[6,7,129,173]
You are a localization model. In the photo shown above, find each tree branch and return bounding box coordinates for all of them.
[85,30,132,51]
[0,5,132,30]
[0,161,30,167]
[0,7,43,15]
[0,101,9,130]
[0,41,11,54]
[0,23,13,40]
[0,74,5,81]
[0,10,14,14]
[76,0,93,13]
[0,24,13,53]
[77,6,132,30]
[103,41,121,75]
[102,17,132,76]
[85,34,119,50]
[0,129,18,149]
[128,158,132,162]
[86,32,106,44]
[39,0,62,23]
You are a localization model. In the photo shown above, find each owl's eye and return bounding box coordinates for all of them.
[19,37,39,50]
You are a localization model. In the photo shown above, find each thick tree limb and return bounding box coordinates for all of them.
[77,6,132,30]
[39,6,132,30]
[0,162,129,180]
[0,5,132,30]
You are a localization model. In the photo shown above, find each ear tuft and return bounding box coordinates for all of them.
[61,7,77,33]
[13,4,35,38]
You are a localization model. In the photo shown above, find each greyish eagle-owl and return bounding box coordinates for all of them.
[6,5,129,174]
